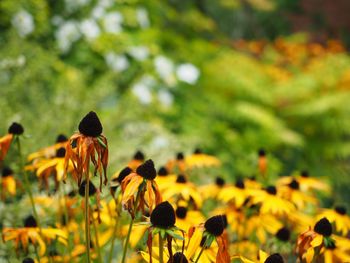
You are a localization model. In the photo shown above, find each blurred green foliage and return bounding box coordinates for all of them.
[0,0,349,205]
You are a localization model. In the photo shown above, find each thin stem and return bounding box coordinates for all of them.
[61,183,73,262]
[159,233,164,263]
[194,246,205,263]
[16,138,40,227]
[92,213,103,263]
[121,188,142,263]
[85,177,91,263]
[108,215,119,263]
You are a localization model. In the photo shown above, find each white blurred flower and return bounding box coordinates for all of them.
[129,46,149,61]
[132,82,152,105]
[157,89,174,107]
[55,21,81,53]
[154,56,175,83]
[65,0,91,12]
[103,12,123,34]
[151,136,169,149]
[136,8,150,28]
[91,5,105,19]
[98,0,114,8]
[104,52,129,72]
[12,10,34,38]
[176,63,200,85]
[51,15,64,26]
[80,19,100,40]
[140,75,156,87]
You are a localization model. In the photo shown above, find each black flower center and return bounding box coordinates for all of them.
[117,167,132,183]
[56,134,68,143]
[176,206,188,219]
[235,178,245,189]
[24,215,37,228]
[194,148,202,154]
[8,122,24,135]
[288,179,300,190]
[158,166,168,176]
[78,111,103,137]
[78,180,97,197]
[2,167,13,177]
[276,227,290,242]
[56,147,66,158]
[176,174,187,183]
[150,201,176,228]
[171,252,188,263]
[215,177,225,187]
[204,215,225,236]
[266,186,277,195]
[314,217,332,236]
[301,170,309,178]
[67,190,77,197]
[136,160,156,180]
[176,152,184,160]
[264,253,284,263]
[133,150,145,161]
[258,148,266,157]
[335,206,346,215]
[22,258,35,263]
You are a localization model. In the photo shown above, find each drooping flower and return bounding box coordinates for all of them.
[0,122,24,162]
[63,111,108,191]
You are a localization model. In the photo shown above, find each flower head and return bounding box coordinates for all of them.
[150,201,176,228]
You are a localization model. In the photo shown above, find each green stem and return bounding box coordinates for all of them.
[61,183,73,262]
[16,138,40,227]
[194,246,205,263]
[92,213,103,263]
[85,177,91,263]
[159,233,164,263]
[121,188,142,263]
[108,215,119,263]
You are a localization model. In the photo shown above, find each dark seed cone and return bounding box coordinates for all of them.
[276,227,290,242]
[170,252,188,263]
[67,190,77,197]
[24,215,37,228]
[158,166,168,176]
[78,111,103,137]
[266,186,277,195]
[215,177,225,187]
[136,160,156,180]
[235,178,245,189]
[204,215,225,236]
[22,258,35,263]
[176,174,187,183]
[335,206,346,215]
[264,253,284,263]
[176,152,184,160]
[78,180,97,197]
[150,201,176,228]
[8,122,24,135]
[176,206,187,219]
[314,217,332,236]
[194,148,202,154]
[56,134,68,143]
[2,167,13,177]
[133,150,145,161]
[258,148,266,157]
[301,170,309,178]
[117,167,132,183]
[56,147,66,158]
[288,179,300,190]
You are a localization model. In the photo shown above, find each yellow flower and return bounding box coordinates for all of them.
[217,179,249,208]
[161,174,203,209]
[121,159,162,215]
[250,186,295,216]
[0,122,24,161]
[1,167,16,199]
[185,148,221,169]
[317,207,350,236]
[2,215,67,256]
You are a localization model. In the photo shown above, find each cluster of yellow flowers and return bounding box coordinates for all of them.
[1,112,350,263]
